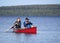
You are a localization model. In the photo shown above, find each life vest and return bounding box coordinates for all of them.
[23,21,32,28]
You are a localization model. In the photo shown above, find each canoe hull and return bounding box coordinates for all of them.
[13,27,37,34]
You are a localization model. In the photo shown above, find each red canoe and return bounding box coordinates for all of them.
[13,27,37,34]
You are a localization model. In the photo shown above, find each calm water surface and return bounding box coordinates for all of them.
[0,16,60,43]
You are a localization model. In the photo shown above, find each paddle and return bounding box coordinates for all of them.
[4,26,14,32]
[4,27,12,32]
[5,28,10,32]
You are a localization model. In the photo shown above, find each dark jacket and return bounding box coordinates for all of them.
[14,21,21,28]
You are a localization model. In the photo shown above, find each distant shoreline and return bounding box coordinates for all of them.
[0,4,60,16]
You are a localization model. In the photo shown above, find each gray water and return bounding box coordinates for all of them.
[0,16,60,43]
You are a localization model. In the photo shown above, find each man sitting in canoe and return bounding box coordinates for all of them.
[23,17,33,28]
[11,18,21,29]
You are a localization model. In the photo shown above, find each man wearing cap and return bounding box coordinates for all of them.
[23,17,33,28]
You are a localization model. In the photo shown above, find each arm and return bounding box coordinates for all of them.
[30,22,33,25]
[23,22,27,27]
[28,22,33,25]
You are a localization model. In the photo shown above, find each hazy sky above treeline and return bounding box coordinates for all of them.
[0,0,60,6]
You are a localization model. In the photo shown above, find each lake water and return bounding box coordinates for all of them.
[0,16,60,43]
